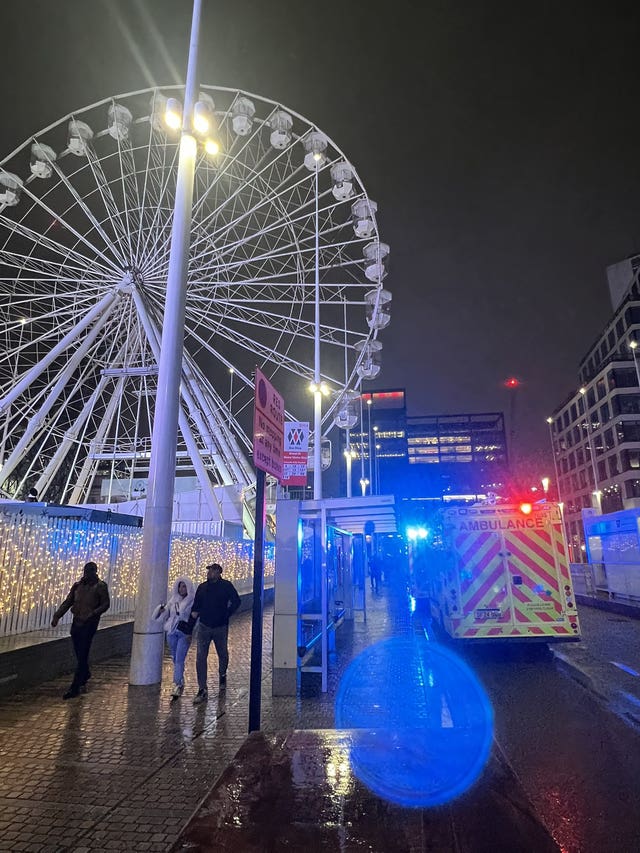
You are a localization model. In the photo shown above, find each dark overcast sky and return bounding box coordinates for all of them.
[3,0,640,464]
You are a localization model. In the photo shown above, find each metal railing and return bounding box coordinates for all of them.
[570,560,640,602]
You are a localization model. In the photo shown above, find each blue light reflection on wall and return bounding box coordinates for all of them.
[335,637,493,807]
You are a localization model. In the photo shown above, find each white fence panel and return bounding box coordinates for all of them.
[0,507,273,637]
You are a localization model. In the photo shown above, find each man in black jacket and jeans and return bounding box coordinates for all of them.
[51,561,110,700]
[191,563,241,704]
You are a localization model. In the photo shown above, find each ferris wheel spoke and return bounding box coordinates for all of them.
[190,188,362,278]
[80,144,133,263]
[36,150,131,271]
[132,289,247,487]
[192,160,334,266]
[0,302,115,489]
[68,374,128,504]
[189,106,282,223]
[189,298,365,348]
[0,289,121,415]
[0,302,106,372]
[0,208,120,280]
[189,158,316,262]
[36,376,108,497]
[136,134,179,272]
[189,250,371,294]
[113,131,144,265]
[135,117,168,263]
[189,317,343,386]
[32,343,125,497]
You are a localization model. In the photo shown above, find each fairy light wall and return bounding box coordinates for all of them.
[0,505,274,637]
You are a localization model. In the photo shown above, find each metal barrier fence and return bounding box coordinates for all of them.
[570,561,640,601]
[0,508,273,637]
[570,562,601,597]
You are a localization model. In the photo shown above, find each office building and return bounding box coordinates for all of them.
[549,253,640,560]
[340,390,508,515]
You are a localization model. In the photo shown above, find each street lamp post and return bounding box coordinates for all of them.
[545,418,562,504]
[579,387,602,513]
[366,398,373,494]
[359,393,366,494]
[372,425,379,494]
[344,443,352,498]
[129,0,203,684]
[313,160,322,500]
[630,339,640,387]
[546,416,572,559]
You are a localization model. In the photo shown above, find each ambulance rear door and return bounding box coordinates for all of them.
[502,505,579,640]
[448,512,515,639]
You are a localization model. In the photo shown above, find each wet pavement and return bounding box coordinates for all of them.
[551,605,640,728]
[1,586,639,851]
[173,729,559,853]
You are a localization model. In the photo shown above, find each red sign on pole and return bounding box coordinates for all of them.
[253,368,284,480]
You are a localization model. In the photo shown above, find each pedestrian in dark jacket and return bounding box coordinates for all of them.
[51,561,110,699]
[369,555,381,594]
[191,563,241,704]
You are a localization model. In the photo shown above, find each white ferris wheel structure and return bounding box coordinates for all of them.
[0,86,391,529]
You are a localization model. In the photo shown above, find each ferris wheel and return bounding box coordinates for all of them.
[0,86,391,511]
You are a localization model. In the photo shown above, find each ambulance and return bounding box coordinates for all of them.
[417,502,581,642]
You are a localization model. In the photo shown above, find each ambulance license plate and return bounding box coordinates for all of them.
[475,608,500,620]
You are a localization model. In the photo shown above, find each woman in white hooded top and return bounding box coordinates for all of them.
[152,576,196,699]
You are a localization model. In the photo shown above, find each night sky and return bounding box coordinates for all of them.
[3,0,640,468]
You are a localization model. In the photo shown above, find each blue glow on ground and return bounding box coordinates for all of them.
[611,661,640,678]
[335,637,494,808]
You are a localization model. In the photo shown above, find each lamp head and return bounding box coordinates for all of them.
[164,98,182,130]
[193,100,210,134]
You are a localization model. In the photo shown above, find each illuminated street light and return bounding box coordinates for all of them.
[630,339,640,387]
[131,0,205,685]
[578,387,601,511]
[546,417,571,558]
[164,97,182,129]
[193,100,210,134]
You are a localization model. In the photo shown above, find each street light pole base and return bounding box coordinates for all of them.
[129,631,165,685]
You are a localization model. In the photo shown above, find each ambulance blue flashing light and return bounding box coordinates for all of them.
[406,526,429,542]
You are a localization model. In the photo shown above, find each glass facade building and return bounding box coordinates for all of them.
[340,390,508,506]
[550,254,640,561]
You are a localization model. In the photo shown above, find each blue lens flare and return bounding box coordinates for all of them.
[335,637,494,807]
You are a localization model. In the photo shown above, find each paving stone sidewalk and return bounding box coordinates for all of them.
[0,588,408,853]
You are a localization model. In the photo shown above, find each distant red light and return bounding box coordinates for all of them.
[504,377,520,388]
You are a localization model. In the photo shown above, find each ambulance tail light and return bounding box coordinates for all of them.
[519,502,533,515]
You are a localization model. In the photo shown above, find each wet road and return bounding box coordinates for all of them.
[419,606,640,853]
